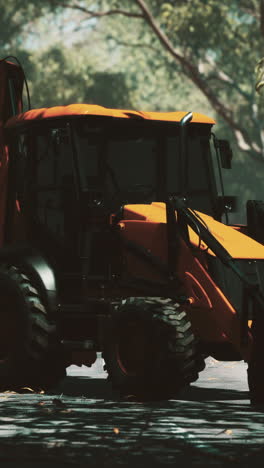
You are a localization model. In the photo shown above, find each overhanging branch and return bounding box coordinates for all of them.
[135,0,263,159]
[48,1,143,19]
[45,0,264,160]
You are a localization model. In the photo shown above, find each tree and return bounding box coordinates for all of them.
[41,0,264,162]
[0,1,49,111]
[256,0,264,94]
[0,0,46,53]
[0,1,134,110]
[28,46,133,108]
[256,59,264,94]
[1,0,263,220]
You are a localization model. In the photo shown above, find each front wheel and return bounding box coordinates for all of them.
[103,297,204,399]
[0,264,66,391]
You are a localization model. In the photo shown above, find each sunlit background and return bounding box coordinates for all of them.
[1,0,264,221]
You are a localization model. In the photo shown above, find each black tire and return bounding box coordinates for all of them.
[247,315,264,406]
[0,264,66,391]
[247,200,264,244]
[103,297,204,399]
[246,201,264,404]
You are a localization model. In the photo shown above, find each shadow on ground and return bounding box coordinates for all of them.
[56,374,249,402]
[0,360,263,467]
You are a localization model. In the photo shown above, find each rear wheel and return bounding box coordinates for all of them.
[103,297,204,399]
[246,201,264,405]
[247,314,264,407]
[0,264,66,391]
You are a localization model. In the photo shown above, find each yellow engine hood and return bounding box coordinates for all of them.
[124,203,264,260]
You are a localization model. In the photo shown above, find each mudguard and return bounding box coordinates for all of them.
[0,245,57,314]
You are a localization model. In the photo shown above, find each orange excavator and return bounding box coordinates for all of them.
[0,57,264,405]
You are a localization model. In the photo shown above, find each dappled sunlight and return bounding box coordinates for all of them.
[0,357,264,466]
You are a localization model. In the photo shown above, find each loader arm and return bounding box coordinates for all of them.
[173,196,264,329]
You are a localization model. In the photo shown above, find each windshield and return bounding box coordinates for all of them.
[108,136,156,189]
[73,123,158,205]
[73,120,217,214]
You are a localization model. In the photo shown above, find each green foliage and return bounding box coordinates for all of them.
[26,47,133,109]
[256,58,264,94]
[84,72,133,108]
[1,0,264,220]
[0,0,47,52]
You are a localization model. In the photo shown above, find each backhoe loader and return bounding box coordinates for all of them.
[0,57,264,405]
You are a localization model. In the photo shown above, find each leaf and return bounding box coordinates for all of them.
[52,398,67,408]
[21,387,34,393]
[41,408,53,414]
[216,428,233,436]
[123,394,137,401]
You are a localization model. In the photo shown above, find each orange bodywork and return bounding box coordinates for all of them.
[124,203,264,260]
[119,203,264,360]
[6,103,215,127]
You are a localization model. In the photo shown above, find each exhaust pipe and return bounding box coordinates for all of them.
[179,111,193,197]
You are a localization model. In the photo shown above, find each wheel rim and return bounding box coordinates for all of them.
[0,292,20,362]
[115,319,148,376]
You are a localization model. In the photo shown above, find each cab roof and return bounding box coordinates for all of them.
[6,103,215,127]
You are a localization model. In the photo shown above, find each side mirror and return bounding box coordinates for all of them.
[217,139,233,169]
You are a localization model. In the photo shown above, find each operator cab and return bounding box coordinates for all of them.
[4,106,221,263]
